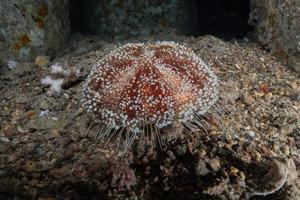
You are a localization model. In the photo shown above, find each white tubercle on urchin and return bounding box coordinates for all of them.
[81,41,219,146]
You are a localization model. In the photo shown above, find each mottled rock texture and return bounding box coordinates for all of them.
[250,0,300,72]
[0,0,300,73]
[69,0,184,37]
[0,0,69,62]
[69,0,250,40]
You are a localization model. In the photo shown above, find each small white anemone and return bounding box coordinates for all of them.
[41,75,64,94]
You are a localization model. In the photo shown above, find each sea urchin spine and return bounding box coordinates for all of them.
[82,41,219,148]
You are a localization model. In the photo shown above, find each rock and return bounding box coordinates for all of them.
[28,115,59,130]
[196,159,210,176]
[246,131,256,139]
[287,81,298,90]
[49,165,72,178]
[34,95,67,111]
[20,135,30,143]
[167,150,176,160]
[0,0,69,62]
[16,93,32,103]
[24,161,36,172]
[250,0,300,72]
[34,56,49,67]
[209,158,221,172]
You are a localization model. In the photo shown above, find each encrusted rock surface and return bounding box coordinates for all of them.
[0,0,299,73]
[0,0,69,62]
[250,0,300,72]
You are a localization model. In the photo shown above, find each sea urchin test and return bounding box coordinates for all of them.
[82,41,219,145]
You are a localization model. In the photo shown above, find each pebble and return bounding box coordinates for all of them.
[253,150,262,161]
[239,171,246,181]
[283,146,290,156]
[20,135,30,143]
[0,136,9,143]
[17,126,28,134]
[34,146,46,156]
[291,92,300,101]
[7,155,17,163]
[7,60,18,69]
[243,94,255,106]
[24,161,36,172]
[288,81,298,90]
[247,131,256,139]
[230,166,239,176]
[265,92,273,100]
[175,145,187,156]
[254,91,265,98]
[209,158,221,172]
[167,150,176,160]
[16,93,31,103]
[198,149,207,157]
[35,56,49,67]
[196,159,210,176]
[224,80,241,101]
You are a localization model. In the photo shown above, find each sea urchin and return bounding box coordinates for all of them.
[82,41,219,147]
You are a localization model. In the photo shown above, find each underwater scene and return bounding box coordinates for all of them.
[0,0,300,199]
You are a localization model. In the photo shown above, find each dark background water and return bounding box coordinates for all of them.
[69,0,253,40]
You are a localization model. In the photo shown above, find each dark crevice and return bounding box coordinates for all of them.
[186,0,253,39]
[69,0,253,40]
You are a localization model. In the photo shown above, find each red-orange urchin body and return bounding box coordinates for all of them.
[82,41,219,146]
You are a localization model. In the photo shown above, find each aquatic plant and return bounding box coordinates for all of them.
[82,41,220,148]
